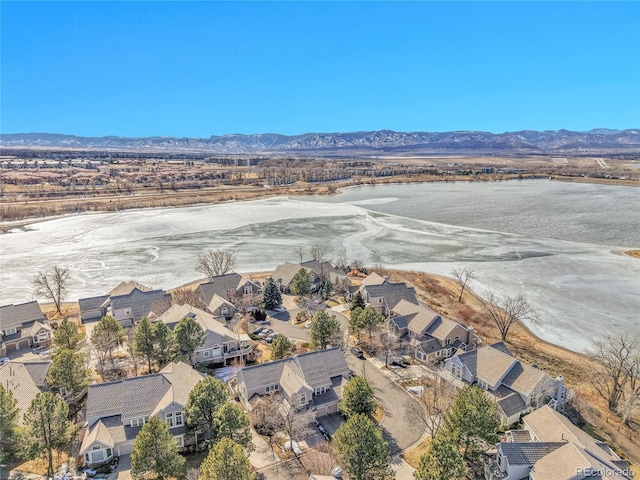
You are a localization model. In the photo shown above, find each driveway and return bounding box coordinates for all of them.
[107,455,131,480]
[345,349,423,454]
[268,308,349,343]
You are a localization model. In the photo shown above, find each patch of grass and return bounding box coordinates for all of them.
[401,436,431,468]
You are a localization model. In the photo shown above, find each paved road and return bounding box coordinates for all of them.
[345,350,423,454]
[266,308,349,342]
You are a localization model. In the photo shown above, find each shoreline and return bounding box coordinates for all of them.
[2,174,638,235]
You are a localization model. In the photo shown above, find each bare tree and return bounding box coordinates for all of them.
[195,249,237,278]
[405,374,455,438]
[301,294,325,318]
[373,322,404,368]
[309,244,326,263]
[294,246,305,263]
[451,267,477,303]
[32,266,70,315]
[590,332,640,415]
[250,394,285,458]
[171,287,204,308]
[483,291,538,341]
[280,401,315,461]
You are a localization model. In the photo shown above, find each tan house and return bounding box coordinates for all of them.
[0,301,51,355]
[236,347,350,418]
[196,272,260,316]
[79,281,171,327]
[485,405,632,480]
[80,362,203,466]
[360,279,419,316]
[0,360,51,424]
[389,300,479,363]
[444,343,567,426]
[154,304,253,365]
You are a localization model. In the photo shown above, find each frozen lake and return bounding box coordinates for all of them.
[1,179,638,351]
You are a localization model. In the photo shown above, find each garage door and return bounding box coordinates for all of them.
[118,442,133,456]
[316,406,326,417]
[327,404,337,415]
[18,339,31,350]
[5,343,16,353]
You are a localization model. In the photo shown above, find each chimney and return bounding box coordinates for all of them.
[555,375,566,410]
[383,275,388,282]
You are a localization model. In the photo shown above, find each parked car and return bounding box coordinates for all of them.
[390,360,408,369]
[253,327,265,335]
[265,333,278,344]
[38,349,50,357]
[350,347,364,358]
[0,357,10,366]
[32,346,46,353]
[305,322,312,329]
[274,306,286,313]
[255,320,271,325]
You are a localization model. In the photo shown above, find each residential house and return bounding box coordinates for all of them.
[0,360,51,424]
[154,304,253,365]
[443,343,567,426]
[80,362,204,466]
[0,301,51,355]
[299,260,349,286]
[485,405,632,480]
[195,272,260,316]
[360,279,419,316]
[272,261,348,293]
[389,300,479,363]
[79,281,171,327]
[236,347,350,418]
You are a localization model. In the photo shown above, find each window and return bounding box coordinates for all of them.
[4,327,16,335]
[378,298,383,303]
[90,446,105,463]
[478,379,488,390]
[266,384,279,393]
[314,386,327,396]
[454,336,460,341]
[436,351,441,357]
[131,417,147,427]
[445,338,451,345]
[452,365,462,379]
[166,412,174,427]
[203,351,210,357]
[175,411,184,426]
[300,393,307,405]
[221,307,228,316]
[175,435,184,448]
[106,448,112,458]
[244,286,252,295]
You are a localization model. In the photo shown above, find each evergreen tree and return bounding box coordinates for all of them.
[442,385,499,460]
[414,434,468,480]
[339,376,376,418]
[0,385,21,464]
[291,268,311,297]
[351,290,366,311]
[309,309,342,350]
[131,416,185,480]
[320,278,332,300]
[213,403,253,452]
[133,317,156,373]
[270,334,293,360]
[262,277,282,310]
[349,306,366,340]
[333,414,393,480]
[53,317,83,350]
[185,377,229,443]
[174,316,206,364]
[359,306,386,342]
[47,350,91,402]
[200,438,255,480]
[153,321,177,368]
[23,392,71,479]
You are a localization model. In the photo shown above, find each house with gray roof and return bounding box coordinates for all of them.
[0,301,50,356]
[236,347,350,418]
[444,343,567,426]
[154,304,253,365]
[360,279,418,316]
[0,360,51,424]
[484,405,633,480]
[272,261,348,294]
[79,281,171,327]
[389,300,479,364]
[80,361,204,466]
[195,272,260,316]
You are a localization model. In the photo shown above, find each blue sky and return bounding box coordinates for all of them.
[2,2,639,137]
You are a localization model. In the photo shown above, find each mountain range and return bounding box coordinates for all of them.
[1,129,639,155]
